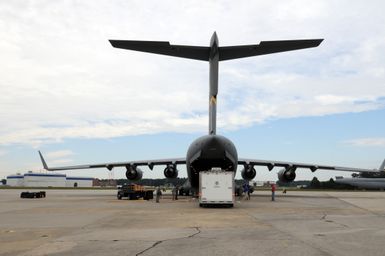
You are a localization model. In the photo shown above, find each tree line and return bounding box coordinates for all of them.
[277,177,355,189]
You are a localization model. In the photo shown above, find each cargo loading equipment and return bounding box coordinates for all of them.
[117,184,154,200]
[199,168,235,207]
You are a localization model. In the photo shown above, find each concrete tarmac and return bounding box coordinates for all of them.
[1,189,385,256]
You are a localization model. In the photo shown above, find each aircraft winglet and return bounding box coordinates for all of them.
[38,151,49,170]
[379,158,385,171]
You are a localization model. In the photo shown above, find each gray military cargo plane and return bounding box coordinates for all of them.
[39,32,382,189]
[335,159,385,189]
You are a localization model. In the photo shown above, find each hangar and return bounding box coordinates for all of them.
[6,172,93,187]
[6,174,24,187]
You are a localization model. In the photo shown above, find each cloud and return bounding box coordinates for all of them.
[0,1,384,146]
[344,138,385,147]
[0,150,6,157]
[46,150,74,159]
[49,158,74,165]
[43,150,74,166]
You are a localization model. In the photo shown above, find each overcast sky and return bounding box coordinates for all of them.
[1,0,384,181]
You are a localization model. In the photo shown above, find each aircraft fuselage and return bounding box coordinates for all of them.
[186,134,238,188]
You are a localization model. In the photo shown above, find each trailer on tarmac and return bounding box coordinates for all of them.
[199,168,235,207]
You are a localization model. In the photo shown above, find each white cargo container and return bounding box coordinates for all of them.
[199,168,234,207]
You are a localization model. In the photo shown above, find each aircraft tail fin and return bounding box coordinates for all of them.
[218,39,323,61]
[38,151,50,171]
[110,34,323,136]
[109,40,210,61]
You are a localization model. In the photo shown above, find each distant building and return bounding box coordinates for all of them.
[23,173,66,187]
[66,177,94,187]
[92,178,117,187]
[6,174,24,186]
[264,181,276,187]
[254,181,264,187]
[6,172,93,187]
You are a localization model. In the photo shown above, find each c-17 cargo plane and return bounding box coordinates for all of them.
[335,159,385,189]
[38,32,382,190]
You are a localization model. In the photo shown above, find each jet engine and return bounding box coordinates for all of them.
[164,165,178,179]
[241,164,256,180]
[125,165,143,181]
[277,167,296,183]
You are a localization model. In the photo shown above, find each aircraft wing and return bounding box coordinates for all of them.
[38,151,185,171]
[238,158,379,173]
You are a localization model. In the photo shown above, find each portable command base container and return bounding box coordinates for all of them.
[199,168,235,207]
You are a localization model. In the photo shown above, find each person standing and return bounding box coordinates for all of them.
[172,186,176,200]
[175,186,179,200]
[247,184,251,200]
[271,183,276,201]
[155,186,162,203]
[243,183,249,200]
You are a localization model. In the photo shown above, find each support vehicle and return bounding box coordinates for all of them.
[199,168,234,207]
[117,184,154,200]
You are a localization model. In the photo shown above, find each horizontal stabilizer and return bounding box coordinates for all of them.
[109,40,210,61]
[219,39,323,61]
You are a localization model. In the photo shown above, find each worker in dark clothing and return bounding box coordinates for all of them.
[243,183,249,200]
[175,186,179,200]
[155,187,162,203]
[247,184,251,200]
[172,186,176,200]
[271,183,276,201]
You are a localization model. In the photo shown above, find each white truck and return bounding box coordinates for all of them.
[199,168,235,207]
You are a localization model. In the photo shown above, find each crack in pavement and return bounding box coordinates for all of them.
[135,227,201,256]
[320,213,349,228]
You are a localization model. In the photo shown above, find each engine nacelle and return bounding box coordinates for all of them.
[277,167,296,183]
[125,165,143,181]
[241,164,256,180]
[164,165,178,179]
